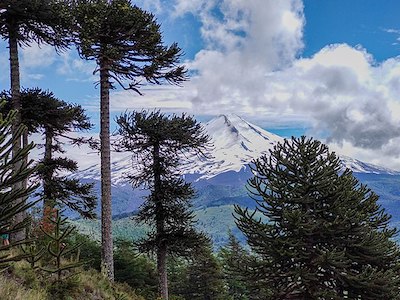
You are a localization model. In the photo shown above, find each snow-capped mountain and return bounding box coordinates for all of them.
[75,113,399,184]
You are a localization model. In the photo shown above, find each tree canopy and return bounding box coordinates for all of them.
[235,136,400,300]
[0,0,72,48]
[1,0,73,241]
[0,89,97,218]
[73,0,187,92]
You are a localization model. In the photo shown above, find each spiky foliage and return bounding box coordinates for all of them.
[73,0,187,281]
[115,110,209,299]
[40,209,84,281]
[0,89,97,218]
[73,0,187,92]
[20,242,45,269]
[0,88,92,137]
[0,108,37,267]
[235,136,400,300]
[0,0,72,47]
[114,239,158,299]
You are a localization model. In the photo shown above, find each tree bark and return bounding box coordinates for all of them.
[153,142,168,299]
[157,243,168,300]
[8,19,25,242]
[43,128,55,215]
[22,130,28,198]
[99,58,114,281]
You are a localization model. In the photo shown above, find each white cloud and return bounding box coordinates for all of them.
[0,42,56,87]
[109,85,194,112]
[135,0,163,14]
[56,50,97,82]
[21,43,57,69]
[171,0,305,118]
[172,0,216,17]
[26,73,44,80]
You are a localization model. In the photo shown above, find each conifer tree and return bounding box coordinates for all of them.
[114,239,158,299]
[0,108,37,267]
[219,232,250,300]
[115,110,209,299]
[0,0,72,240]
[40,209,84,281]
[235,136,400,300]
[0,89,97,218]
[73,0,187,281]
[181,239,227,300]
[20,242,45,269]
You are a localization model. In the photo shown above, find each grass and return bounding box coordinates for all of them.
[0,274,46,300]
[0,260,144,300]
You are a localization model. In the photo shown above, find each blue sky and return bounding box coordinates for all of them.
[302,0,400,61]
[2,0,400,169]
[158,0,400,62]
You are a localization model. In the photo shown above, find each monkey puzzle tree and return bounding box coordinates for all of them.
[0,0,72,240]
[73,0,187,281]
[115,110,209,299]
[1,88,96,218]
[235,136,400,300]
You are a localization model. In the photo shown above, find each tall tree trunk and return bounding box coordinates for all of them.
[22,130,28,195]
[157,243,168,300]
[8,20,25,242]
[42,128,55,216]
[153,142,168,299]
[99,58,114,281]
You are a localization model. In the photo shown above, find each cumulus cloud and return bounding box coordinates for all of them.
[173,0,305,113]
[266,44,400,150]
[113,0,400,170]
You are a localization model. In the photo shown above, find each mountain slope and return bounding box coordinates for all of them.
[75,113,399,185]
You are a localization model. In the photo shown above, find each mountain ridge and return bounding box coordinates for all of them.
[74,113,400,185]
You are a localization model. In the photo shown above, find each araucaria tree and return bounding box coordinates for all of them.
[0,0,72,240]
[235,136,400,300]
[115,110,209,300]
[74,0,187,281]
[0,89,97,218]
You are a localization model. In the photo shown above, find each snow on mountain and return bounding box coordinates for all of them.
[74,114,399,184]
[181,114,284,178]
[340,155,400,175]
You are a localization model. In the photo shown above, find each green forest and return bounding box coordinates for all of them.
[1,1,400,299]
